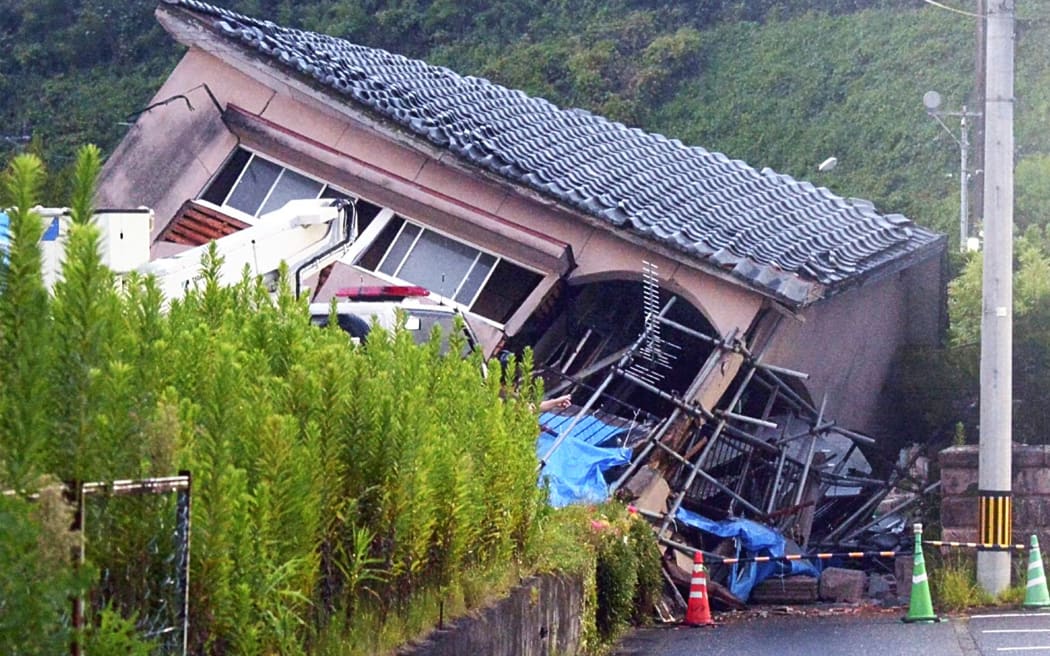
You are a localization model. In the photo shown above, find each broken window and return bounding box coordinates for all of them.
[200,148,348,219]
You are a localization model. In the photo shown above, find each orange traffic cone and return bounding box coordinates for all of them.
[684,550,715,626]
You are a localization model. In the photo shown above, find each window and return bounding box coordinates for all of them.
[357,216,542,323]
[201,148,347,219]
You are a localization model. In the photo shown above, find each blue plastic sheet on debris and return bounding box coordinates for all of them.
[537,412,632,508]
[674,508,820,601]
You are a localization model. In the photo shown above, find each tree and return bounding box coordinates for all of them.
[940,230,1050,445]
[0,154,52,488]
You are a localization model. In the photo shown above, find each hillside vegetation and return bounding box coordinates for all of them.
[6,0,1050,246]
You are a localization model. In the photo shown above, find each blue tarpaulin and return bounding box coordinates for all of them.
[674,508,820,601]
[537,412,632,508]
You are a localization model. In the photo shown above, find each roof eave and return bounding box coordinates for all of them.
[815,231,948,303]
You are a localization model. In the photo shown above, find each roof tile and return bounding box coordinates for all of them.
[162,0,943,305]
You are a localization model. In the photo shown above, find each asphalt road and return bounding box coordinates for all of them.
[613,609,1050,656]
[968,612,1050,654]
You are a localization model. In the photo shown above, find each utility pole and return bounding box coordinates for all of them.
[977,0,1014,595]
[922,94,980,251]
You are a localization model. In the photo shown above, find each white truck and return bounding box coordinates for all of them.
[0,205,154,290]
[7,198,471,348]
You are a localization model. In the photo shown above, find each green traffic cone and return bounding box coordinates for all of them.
[1024,535,1050,609]
[903,523,940,623]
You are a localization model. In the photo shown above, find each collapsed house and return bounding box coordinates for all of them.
[96,0,947,603]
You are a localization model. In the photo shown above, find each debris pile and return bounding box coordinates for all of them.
[532,285,936,612]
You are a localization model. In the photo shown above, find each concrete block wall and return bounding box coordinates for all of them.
[397,574,585,656]
[939,444,1050,547]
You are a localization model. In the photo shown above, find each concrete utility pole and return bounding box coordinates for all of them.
[922,94,981,251]
[977,0,1015,595]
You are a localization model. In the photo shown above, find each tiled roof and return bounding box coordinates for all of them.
[161,0,944,306]
[159,199,250,245]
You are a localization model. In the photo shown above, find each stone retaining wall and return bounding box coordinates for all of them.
[396,573,585,656]
[939,444,1050,547]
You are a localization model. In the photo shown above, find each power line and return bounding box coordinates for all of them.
[921,0,983,19]
[921,0,1050,23]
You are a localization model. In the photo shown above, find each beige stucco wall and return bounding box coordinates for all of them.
[96,53,240,238]
[96,46,766,338]
[761,254,944,439]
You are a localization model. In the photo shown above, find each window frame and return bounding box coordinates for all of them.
[354,213,542,326]
[203,148,349,222]
[374,220,499,308]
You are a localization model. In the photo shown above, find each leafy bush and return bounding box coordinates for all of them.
[84,607,155,656]
[0,485,87,656]
[596,527,638,638]
[553,504,664,643]
[0,149,552,653]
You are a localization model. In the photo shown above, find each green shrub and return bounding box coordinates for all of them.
[628,515,664,625]
[0,150,664,653]
[83,607,154,656]
[565,504,664,643]
[0,485,88,656]
[596,527,638,638]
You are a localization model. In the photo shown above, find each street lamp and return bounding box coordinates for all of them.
[923,90,982,252]
[817,156,838,173]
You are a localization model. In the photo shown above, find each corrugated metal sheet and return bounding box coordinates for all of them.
[162,0,943,306]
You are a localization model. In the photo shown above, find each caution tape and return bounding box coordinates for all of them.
[713,550,901,565]
[923,539,1026,551]
[703,542,1030,565]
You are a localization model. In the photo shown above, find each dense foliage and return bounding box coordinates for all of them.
[0,148,553,653]
[0,147,665,653]
[891,221,1050,447]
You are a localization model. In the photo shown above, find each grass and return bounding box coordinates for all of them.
[925,548,1041,612]
[310,505,607,655]
[930,552,993,612]
[997,582,1027,606]
[311,565,525,655]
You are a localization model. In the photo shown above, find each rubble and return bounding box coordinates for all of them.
[751,576,819,605]
[866,573,897,601]
[818,568,867,603]
[531,281,938,617]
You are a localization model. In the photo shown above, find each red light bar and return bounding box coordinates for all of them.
[334,285,430,300]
